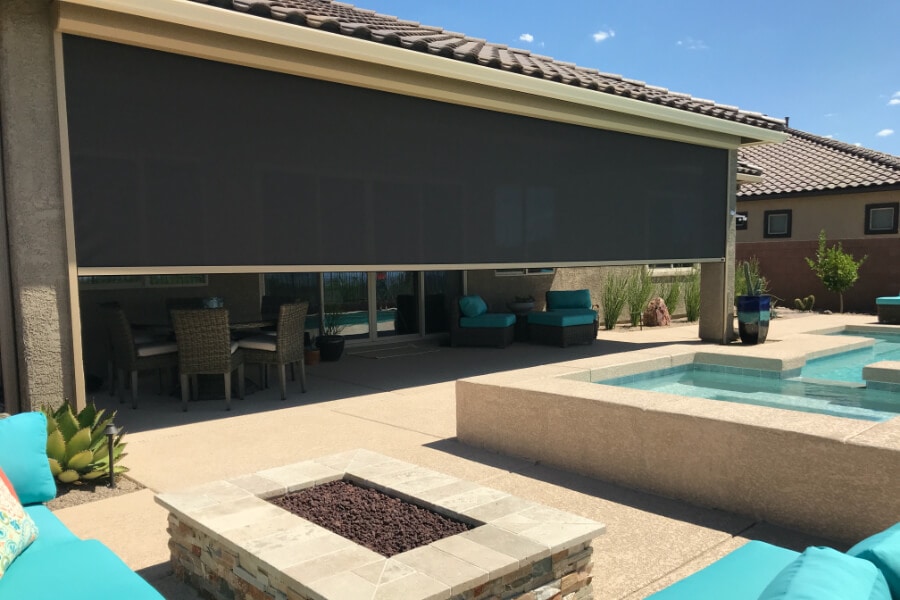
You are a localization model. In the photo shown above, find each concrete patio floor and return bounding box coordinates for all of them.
[53,312,883,599]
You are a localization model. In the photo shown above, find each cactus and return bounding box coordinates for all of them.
[743,262,760,296]
[42,402,127,484]
[793,295,816,312]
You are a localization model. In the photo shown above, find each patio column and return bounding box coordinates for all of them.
[698,149,739,344]
[0,0,76,411]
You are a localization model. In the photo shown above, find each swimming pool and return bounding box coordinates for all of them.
[601,331,900,421]
[606,366,898,421]
[799,332,900,383]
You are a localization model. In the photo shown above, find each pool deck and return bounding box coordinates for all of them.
[53,312,896,599]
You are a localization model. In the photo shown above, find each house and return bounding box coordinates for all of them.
[736,128,900,313]
[0,0,784,412]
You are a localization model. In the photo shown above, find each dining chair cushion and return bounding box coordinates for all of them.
[230,341,240,354]
[237,336,278,352]
[132,333,158,345]
[135,341,178,358]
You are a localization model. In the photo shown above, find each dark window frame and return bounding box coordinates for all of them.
[763,209,792,238]
[865,202,899,235]
[735,211,748,231]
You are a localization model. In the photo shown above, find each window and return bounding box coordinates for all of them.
[78,275,208,289]
[494,268,555,277]
[735,212,748,230]
[865,202,898,235]
[763,210,792,238]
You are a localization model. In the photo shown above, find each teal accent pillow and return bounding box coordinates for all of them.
[0,413,56,505]
[459,295,487,318]
[759,546,890,600]
[848,522,900,598]
[547,289,591,310]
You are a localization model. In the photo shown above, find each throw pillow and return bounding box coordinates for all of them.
[0,468,18,502]
[759,546,890,600]
[848,522,900,599]
[0,471,38,578]
[0,412,57,505]
[459,295,488,318]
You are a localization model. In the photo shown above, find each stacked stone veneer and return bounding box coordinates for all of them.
[157,450,604,600]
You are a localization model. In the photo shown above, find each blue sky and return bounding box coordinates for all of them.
[363,1,900,155]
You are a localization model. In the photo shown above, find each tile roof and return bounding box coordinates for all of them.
[190,0,784,131]
[738,128,900,198]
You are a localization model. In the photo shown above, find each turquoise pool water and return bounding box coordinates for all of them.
[605,367,898,421]
[801,333,900,383]
[600,331,900,422]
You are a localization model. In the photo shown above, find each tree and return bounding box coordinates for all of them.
[804,230,866,313]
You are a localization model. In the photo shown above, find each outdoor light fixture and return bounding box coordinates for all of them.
[104,423,120,489]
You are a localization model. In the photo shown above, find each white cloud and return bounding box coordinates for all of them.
[592,29,615,43]
[876,128,895,137]
[519,33,534,43]
[888,92,900,106]
[677,37,708,50]
[824,134,834,139]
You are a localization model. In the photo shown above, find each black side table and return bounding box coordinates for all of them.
[513,312,531,342]
[507,301,535,343]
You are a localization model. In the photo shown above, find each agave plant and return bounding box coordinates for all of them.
[41,402,127,483]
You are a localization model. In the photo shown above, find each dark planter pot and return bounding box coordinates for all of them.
[316,335,345,361]
[737,295,771,345]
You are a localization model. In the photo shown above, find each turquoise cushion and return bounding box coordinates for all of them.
[460,313,516,328]
[759,546,890,600]
[876,297,900,306]
[528,311,596,327]
[4,539,164,599]
[459,295,488,318]
[549,308,597,317]
[0,412,56,505]
[546,289,591,310]
[647,541,799,600]
[848,522,900,598]
[25,505,79,550]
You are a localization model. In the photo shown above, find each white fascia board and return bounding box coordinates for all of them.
[57,0,787,147]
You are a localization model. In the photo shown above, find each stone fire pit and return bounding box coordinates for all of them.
[155,449,605,599]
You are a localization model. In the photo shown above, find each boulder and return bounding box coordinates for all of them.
[642,297,671,327]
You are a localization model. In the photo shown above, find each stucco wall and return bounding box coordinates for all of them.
[737,189,900,243]
[0,0,73,410]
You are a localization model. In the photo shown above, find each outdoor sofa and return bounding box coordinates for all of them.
[647,524,900,600]
[876,295,900,324]
[449,295,515,348]
[0,412,164,599]
[527,289,599,347]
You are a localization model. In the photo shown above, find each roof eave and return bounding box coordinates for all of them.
[57,0,787,148]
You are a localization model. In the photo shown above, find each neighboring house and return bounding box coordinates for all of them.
[736,128,900,313]
[0,0,784,412]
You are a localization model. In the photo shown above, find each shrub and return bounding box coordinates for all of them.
[682,268,701,322]
[600,270,629,330]
[656,279,681,315]
[625,267,655,327]
[805,230,867,313]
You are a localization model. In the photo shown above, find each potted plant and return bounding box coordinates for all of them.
[736,260,770,345]
[507,295,535,314]
[316,307,346,361]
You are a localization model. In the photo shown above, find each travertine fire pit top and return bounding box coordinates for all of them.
[156,449,605,599]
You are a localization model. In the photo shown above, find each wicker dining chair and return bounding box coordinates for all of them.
[102,305,178,409]
[237,302,308,400]
[171,308,244,411]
